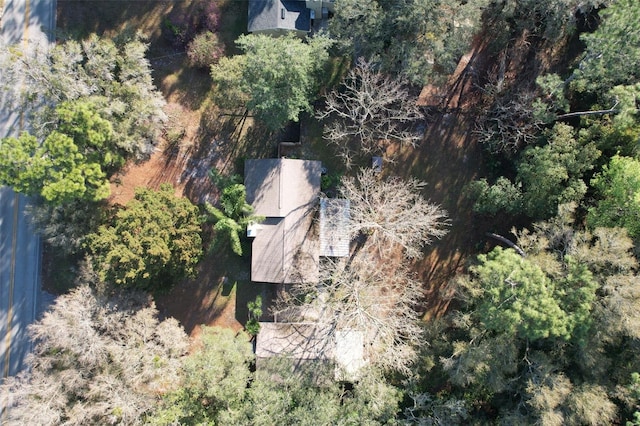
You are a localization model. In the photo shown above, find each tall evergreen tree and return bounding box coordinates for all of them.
[87,185,203,290]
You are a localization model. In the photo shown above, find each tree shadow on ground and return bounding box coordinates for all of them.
[217,0,248,55]
[179,107,277,204]
[56,0,173,40]
[155,250,250,336]
[393,39,516,319]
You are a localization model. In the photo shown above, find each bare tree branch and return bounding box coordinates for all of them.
[276,250,425,375]
[339,168,449,259]
[555,101,619,119]
[474,89,544,154]
[317,58,424,162]
[0,286,189,425]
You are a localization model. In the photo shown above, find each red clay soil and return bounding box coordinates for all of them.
[408,30,576,319]
[108,101,219,207]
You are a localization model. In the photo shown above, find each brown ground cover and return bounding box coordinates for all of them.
[398,43,496,319]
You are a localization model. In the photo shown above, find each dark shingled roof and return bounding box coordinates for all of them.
[248,0,311,33]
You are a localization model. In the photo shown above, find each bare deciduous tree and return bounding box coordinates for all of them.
[277,249,425,375]
[25,200,104,255]
[274,168,449,374]
[317,58,423,166]
[0,286,189,425]
[339,168,449,259]
[474,89,544,154]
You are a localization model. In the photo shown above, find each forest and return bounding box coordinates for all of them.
[1,0,640,424]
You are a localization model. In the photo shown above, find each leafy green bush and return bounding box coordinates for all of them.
[321,171,343,191]
[587,155,640,240]
[187,31,225,69]
[245,296,263,336]
[87,184,203,290]
[468,177,522,216]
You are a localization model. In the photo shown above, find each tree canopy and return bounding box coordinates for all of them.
[339,168,448,258]
[317,58,423,165]
[471,246,582,341]
[329,0,483,84]
[150,327,402,425]
[470,123,600,219]
[149,327,254,425]
[204,182,262,256]
[0,286,189,425]
[1,33,166,159]
[572,0,640,95]
[414,205,640,423]
[87,185,203,290]
[0,100,121,204]
[210,33,332,130]
[587,155,640,240]
[278,248,425,375]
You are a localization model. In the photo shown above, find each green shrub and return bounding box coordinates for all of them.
[187,31,224,69]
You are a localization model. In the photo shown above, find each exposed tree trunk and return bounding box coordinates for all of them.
[486,232,526,257]
[556,101,619,119]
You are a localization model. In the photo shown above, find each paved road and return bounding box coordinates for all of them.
[0,188,41,379]
[0,0,55,389]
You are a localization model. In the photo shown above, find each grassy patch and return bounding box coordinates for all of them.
[304,114,346,173]
[320,56,351,93]
[235,280,264,326]
[154,248,251,334]
[154,60,213,110]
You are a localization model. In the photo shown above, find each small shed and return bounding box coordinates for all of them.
[256,322,333,360]
[256,322,365,380]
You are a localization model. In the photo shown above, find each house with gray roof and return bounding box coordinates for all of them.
[246,158,364,379]
[248,0,335,37]
[245,158,322,284]
[248,0,311,37]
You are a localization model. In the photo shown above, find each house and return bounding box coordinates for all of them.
[247,159,365,379]
[255,322,365,380]
[245,158,322,284]
[248,0,335,37]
